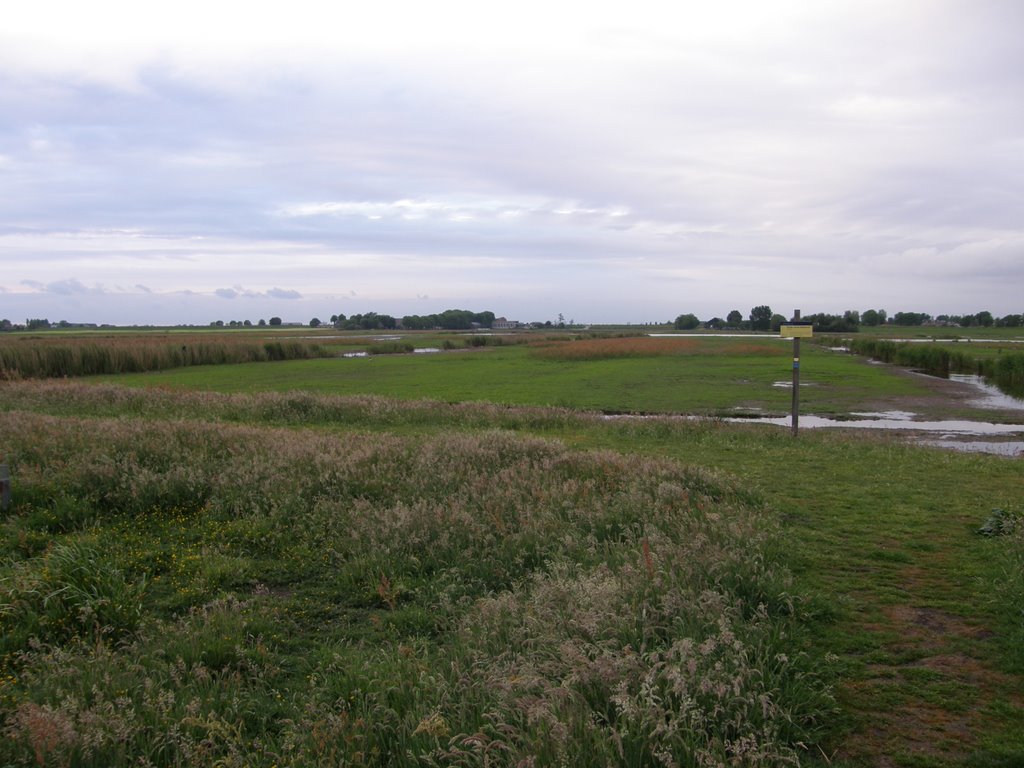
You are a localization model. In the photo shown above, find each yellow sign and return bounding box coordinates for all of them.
[780,324,813,338]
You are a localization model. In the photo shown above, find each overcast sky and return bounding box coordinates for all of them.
[2,1,1022,326]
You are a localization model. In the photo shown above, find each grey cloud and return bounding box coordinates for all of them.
[267,288,301,300]
[47,278,94,295]
[18,278,105,295]
[214,286,302,300]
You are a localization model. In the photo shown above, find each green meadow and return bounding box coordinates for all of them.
[1,331,1023,766]
[97,336,981,419]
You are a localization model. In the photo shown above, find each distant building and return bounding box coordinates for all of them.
[492,317,518,330]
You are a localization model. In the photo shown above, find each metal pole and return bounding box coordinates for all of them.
[791,309,800,437]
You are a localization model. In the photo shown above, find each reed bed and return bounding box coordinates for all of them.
[847,338,977,378]
[366,341,416,355]
[0,391,834,766]
[981,353,1024,397]
[849,337,1024,396]
[0,336,331,379]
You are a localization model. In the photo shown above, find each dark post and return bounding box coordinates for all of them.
[0,464,9,511]
[791,309,801,437]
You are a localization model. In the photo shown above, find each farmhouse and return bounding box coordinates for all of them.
[491,317,519,330]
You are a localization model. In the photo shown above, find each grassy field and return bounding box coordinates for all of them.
[1,331,1023,766]
[93,336,1005,421]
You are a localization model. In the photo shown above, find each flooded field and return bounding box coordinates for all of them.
[729,372,1024,455]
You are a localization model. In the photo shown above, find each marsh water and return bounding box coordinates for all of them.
[729,368,1024,456]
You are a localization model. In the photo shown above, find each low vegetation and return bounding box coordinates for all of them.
[0,335,330,380]
[847,338,979,378]
[2,326,1023,765]
[0,390,833,766]
[527,336,798,364]
[848,337,1024,395]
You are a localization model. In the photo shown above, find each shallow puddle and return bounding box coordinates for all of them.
[948,374,1024,411]
[919,440,1024,457]
[724,371,1024,454]
[725,413,1024,435]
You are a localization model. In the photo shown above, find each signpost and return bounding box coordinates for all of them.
[779,311,813,436]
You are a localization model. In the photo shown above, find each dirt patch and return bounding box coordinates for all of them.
[885,604,985,639]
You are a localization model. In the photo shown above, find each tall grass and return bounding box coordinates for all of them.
[848,338,1024,397]
[847,338,977,377]
[0,337,330,379]
[0,396,834,766]
[366,341,415,355]
[0,379,590,432]
[981,353,1024,397]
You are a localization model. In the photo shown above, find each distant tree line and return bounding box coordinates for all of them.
[400,309,496,330]
[673,307,1021,332]
[325,309,496,331]
[5,307,1023,333]
[329,312,397,330]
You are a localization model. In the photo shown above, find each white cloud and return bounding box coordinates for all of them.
[277,197,633,226]
[267,288,302,300]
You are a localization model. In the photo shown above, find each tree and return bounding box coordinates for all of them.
[974,310,994,327]
[0,319,12,331]
[673,313,700,330]
[258,319,266,327]
[705,317,725,330]
[749,305,773,331]
[861,309,880,326]
[473,310,496,328]
[770,314,786,332]
[803,313,859,332]
[893,312,930,326]
[269,317,282,326]
[309,317,321,328]
[339,312,397,330]
[726,310,743,327]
